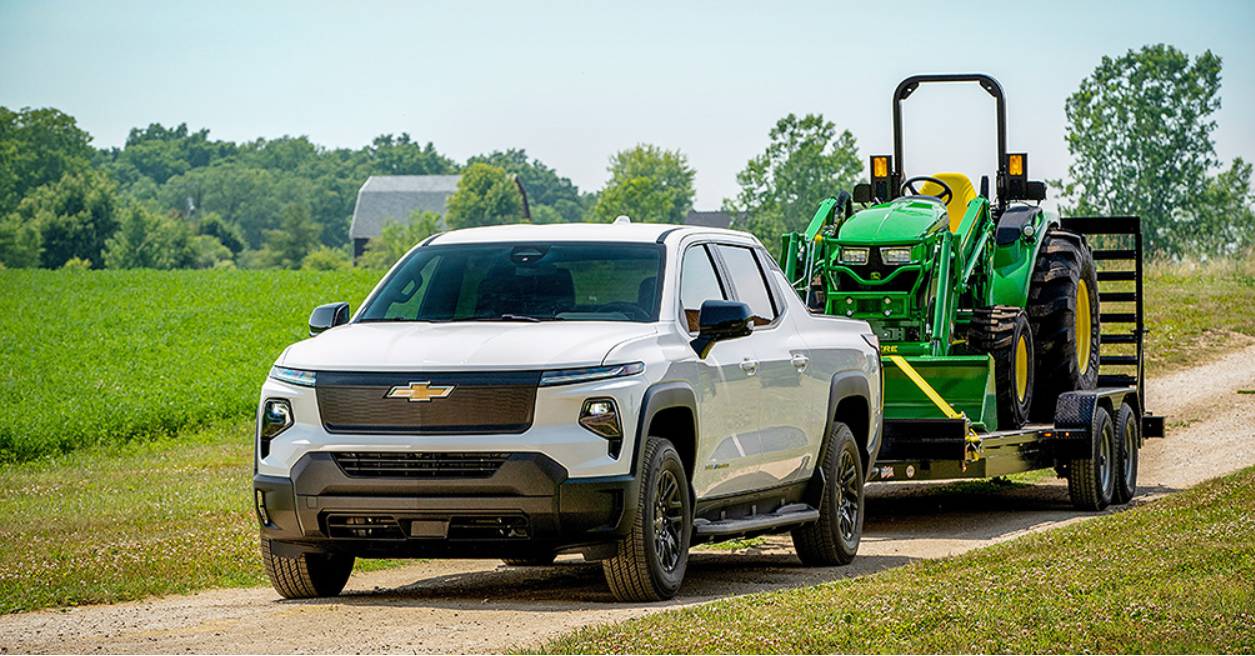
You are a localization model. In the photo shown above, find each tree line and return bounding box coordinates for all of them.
[0,43,1250,272]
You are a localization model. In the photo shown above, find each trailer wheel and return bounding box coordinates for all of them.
[1027,230,1100,422]
[792,422,864,566]
[1067,406,1116,511]
[602,436,692,601]
[261,537,354,599]
[968,306,1035,429]
[502,554,556,567]
[1113,402,1139,504]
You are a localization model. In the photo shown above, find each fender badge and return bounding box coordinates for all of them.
[386,382,454,402]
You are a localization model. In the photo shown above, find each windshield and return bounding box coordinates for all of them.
[358,242,664,323]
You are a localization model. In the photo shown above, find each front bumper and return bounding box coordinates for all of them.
[254,451,636,560]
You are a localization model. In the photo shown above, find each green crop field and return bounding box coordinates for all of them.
[0,269,380,463]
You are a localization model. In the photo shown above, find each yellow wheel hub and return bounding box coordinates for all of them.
[1076,279,1093,375]
[1015,334,1029,403]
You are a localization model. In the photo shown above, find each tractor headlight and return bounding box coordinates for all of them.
[881,247,913,265]
[840,247,869,265]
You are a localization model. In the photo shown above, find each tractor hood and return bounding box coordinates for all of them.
[838,197,949,244]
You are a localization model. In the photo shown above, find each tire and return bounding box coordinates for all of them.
[791,422,864,566]
[1113,402,1139,505]
[602,437,692,602]
[1027,229,1100,422]
[968,306,1035,430]
[261,537,355,599]
[502,555,556,567]
[1067,406,1116,511]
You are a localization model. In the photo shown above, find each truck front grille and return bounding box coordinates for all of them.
[333,452,510,479]
[315,370,540,435]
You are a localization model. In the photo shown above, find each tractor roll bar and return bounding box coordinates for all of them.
[892,74,1008,183]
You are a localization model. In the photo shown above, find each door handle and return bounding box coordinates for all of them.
[740,358,759,376]
[791,354,810,372]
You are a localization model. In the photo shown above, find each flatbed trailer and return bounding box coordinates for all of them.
[867,216,1164,508]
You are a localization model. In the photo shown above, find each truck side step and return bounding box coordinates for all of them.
[693,503,819,537]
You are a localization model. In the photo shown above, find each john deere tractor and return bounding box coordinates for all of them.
[782,74,1161,510]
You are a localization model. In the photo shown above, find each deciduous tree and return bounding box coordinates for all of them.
[724,113,861,245]
[589,144,694,224]
[1056,44,1223,255]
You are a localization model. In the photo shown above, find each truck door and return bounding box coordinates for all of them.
[680,243,763,499]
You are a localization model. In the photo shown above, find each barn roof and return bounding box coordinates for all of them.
[349,175,461,240]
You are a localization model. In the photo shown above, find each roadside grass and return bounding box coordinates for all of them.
[1143,254,1255,376]
[535,467,1255,654]
[0,268,379,463]
[0,418,400,615]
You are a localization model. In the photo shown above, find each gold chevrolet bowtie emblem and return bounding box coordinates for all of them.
[385,382,455,402]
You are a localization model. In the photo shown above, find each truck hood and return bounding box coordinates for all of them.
[838,197,948,243]
[278,321,659,372]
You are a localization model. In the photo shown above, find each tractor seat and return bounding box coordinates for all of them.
[918,172,978,234]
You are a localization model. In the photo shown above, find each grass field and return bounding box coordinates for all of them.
[536,466,1255,654]
[0,268,380,463]
[0,260,1252,616]
[0,418,401,615]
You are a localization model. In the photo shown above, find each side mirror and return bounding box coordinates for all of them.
[690,300,753,358]
[309,302,350,336]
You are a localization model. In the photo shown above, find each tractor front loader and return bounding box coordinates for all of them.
[781,74,1163,510]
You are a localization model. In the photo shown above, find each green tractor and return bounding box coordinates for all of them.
[781,74,1161,509]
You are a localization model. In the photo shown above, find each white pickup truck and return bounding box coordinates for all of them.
[253,219,882,601]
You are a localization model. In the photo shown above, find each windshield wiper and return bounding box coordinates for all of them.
[356,317,412,323]
[459,314,565,323]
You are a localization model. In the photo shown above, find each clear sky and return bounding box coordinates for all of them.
[2,0,1252,211]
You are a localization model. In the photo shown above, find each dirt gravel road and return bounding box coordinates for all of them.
[4,343,1254,654]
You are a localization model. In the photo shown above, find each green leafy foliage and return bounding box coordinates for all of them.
[360,209,442,270]
[468,149,593,223]
[14,169,119,268]
[589,144,695,224]
[0,214,41,268]
[262,202,321,269]
[1184,157,1255,257]
[724,113,862,245]
[0,106,94,215]
[301,245,352,271]
[1055,44,1233,256]
[0,268,381,463]
[103,203,195,270]
[444,162,526,229]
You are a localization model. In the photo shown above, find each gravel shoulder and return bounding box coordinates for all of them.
[4,345,1254,655]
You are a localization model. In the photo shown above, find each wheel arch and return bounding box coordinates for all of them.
[825,369,878,472]
[634,381,699,489]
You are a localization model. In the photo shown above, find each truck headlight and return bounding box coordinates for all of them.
[881,247,913,265]
[540,362,644,386]
[258,399,293,459]
[840,247,869,265]
[269,366,315,387]
[580,397,623,458]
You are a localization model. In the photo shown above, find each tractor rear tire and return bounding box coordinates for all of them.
[1113,402,1139,505]
[1067,406,1116,511]
[967,306,1035,429]
[1027,229,1100,422]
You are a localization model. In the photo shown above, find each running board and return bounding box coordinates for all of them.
[693,503,819,537]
